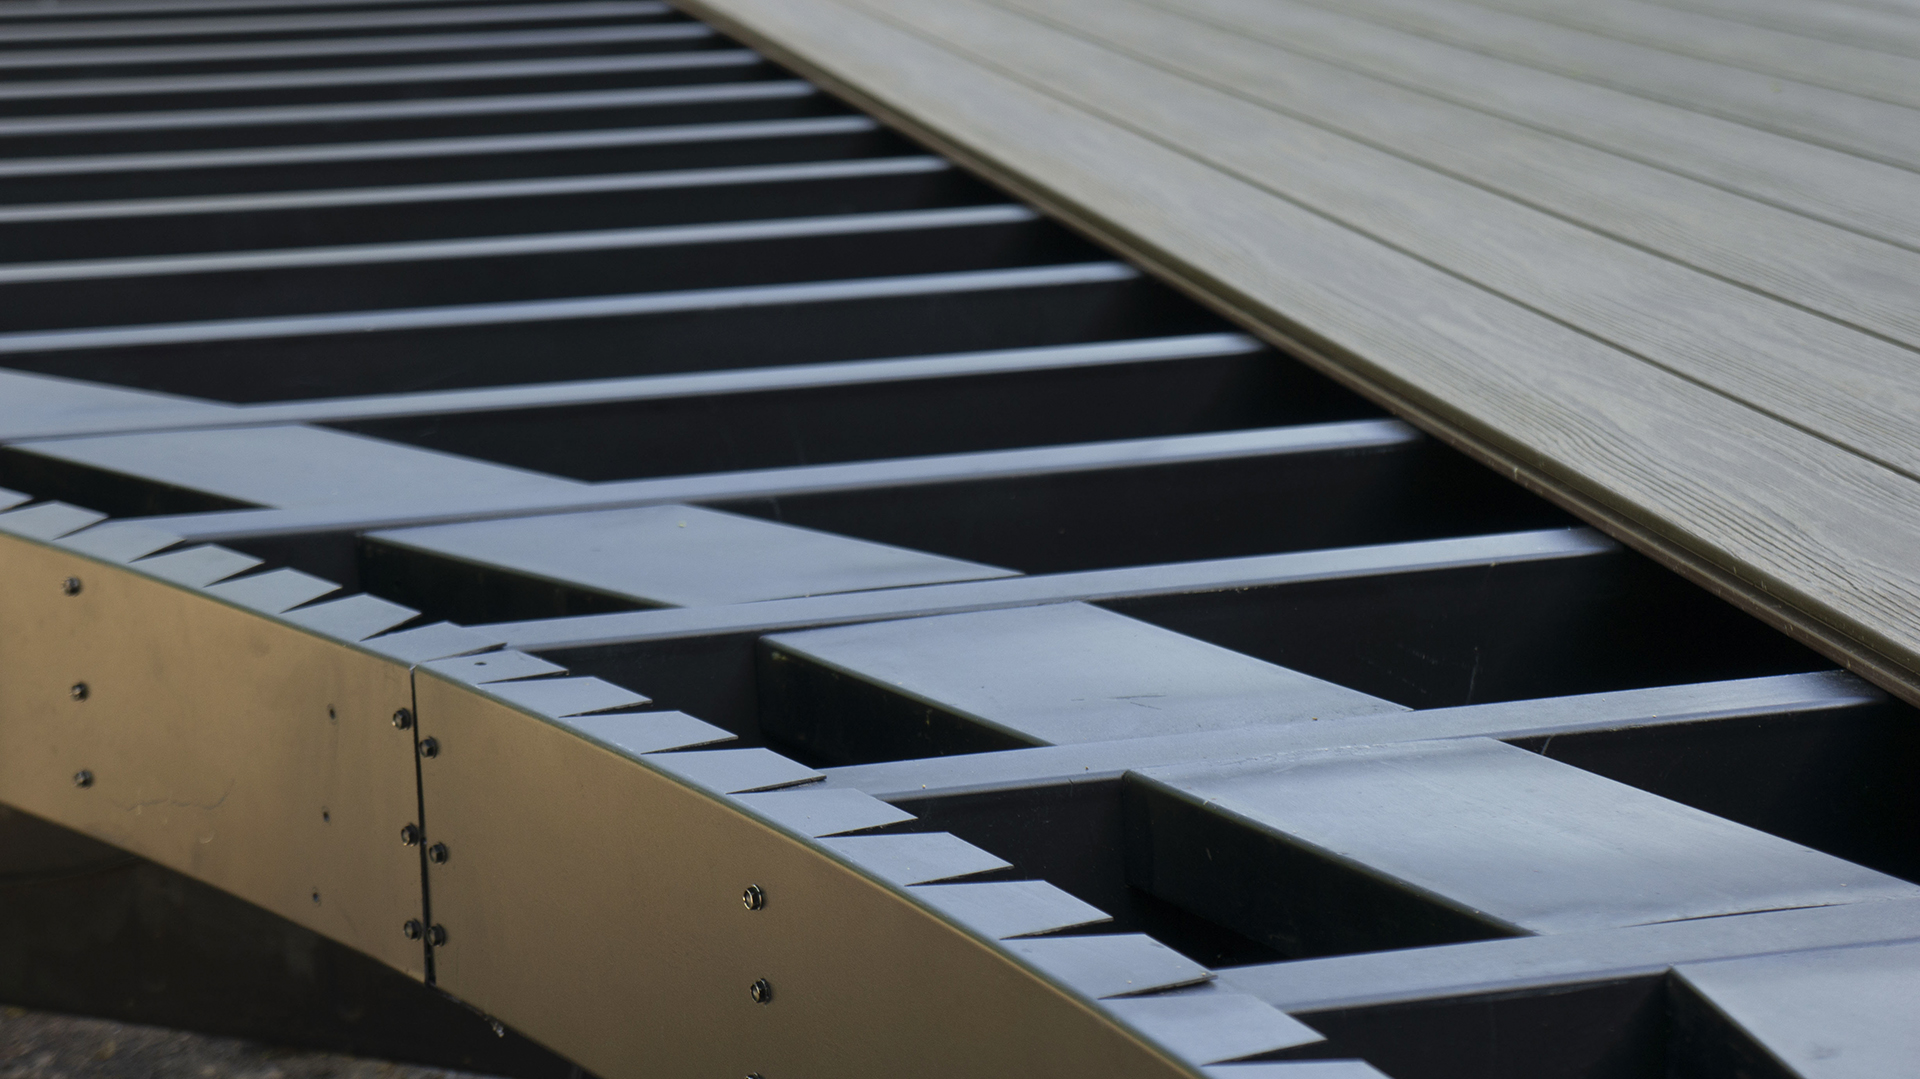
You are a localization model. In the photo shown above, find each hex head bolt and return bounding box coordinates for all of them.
[400,824,422,847]
[61,577,81,596]
[426,925,448,947]
[418,737,440,759]
[72,770,93,789]
[402,920,423,941]
[427,843,449,865]
[391,708,413,730]
[69,683,88,701]
[748,979,772,1005]
[742,884,766,911]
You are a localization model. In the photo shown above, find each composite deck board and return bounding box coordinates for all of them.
[1153,0,1920,253]
[980,0,1920,450]
[1640,0,1920,57]
[1466,0,1920,109]
[1005,0,1920,351]
[679,0,1920,704]
[1264,0,1920,171]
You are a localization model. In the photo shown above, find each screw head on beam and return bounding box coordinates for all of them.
[391,708,413,730]
[69,683,88,701]
[402,920,423,941]
[426,924,447,947]
[400,824,421,847]
[72,770,93,789]
[61,577,81,596]
[748,979,772,1005]
[427,843,449,865]
[742,884,766,911]
[418,737,439,759]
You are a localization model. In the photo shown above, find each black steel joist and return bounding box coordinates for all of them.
[0,2,1913,1078]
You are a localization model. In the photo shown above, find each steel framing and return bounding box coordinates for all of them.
[0,2,1913,1077]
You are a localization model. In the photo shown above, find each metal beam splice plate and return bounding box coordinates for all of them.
[0,530,426,978]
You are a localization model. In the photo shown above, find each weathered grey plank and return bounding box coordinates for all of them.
[1475,0,1920,108]
[1258,0,1920,169]
[1153,0,1920,253]
[1642,0,1920,59]
[990,0,1920,455]
[681,0,1920,703]
[1008,0,1920,353]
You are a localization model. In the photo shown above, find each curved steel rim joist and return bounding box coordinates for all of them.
[0,514,1319,1077]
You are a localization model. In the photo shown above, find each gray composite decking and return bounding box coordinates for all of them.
[679,0,1920,707]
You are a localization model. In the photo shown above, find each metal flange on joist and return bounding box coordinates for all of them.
[0,499,1328,1079]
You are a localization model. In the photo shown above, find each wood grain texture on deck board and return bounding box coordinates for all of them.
[1155,0,1920,252]
[1264,0,1920,170]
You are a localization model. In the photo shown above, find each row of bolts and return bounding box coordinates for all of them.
[60,574,781,1068]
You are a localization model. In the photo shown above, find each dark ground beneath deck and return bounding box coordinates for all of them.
[0,1007,504,1079]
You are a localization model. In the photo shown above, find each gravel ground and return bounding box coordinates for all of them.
[0,1007,503,1079]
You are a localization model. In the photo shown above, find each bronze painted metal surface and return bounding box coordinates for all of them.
[415,669,1203,1079]
[0,530,426,979]
[0,523,1223,1077]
